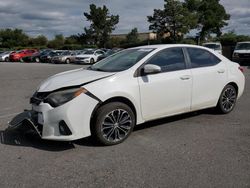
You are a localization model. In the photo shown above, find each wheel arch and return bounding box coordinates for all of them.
[90,96,138,127]
[226,82,239,95]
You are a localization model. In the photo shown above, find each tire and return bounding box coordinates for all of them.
[35,57,40,63]
[216,84,237,114]
[20,58,24,63]
[65,58,70,64]
[5,57,9,62]
[90,58,94,64]
[91,102,135,145]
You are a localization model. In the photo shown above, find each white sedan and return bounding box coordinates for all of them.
[74,49,105,64]
[9,44,245,145]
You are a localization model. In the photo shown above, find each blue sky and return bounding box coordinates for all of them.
[0,0,249,39]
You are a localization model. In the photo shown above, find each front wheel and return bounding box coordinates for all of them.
[92,102,135,145]
[35,57,40,63]
[216,85,237,114]
[65,58,70,64]
[90,58,94,64]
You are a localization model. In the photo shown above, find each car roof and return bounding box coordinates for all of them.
[237,41,250,44]
[131,44,211,51]
[203,42,221,45]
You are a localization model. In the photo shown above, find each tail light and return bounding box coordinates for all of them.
[239,66,244,73]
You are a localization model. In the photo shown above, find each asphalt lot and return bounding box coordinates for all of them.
[0,62,250,188]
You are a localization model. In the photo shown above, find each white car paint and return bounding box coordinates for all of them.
[0,51,14,61]
[203,42,222,54]
[15,44,245,141]
[75,50,105,64]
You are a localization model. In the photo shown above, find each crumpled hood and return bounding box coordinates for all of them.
[234,50,250,54]
[38,68,114,92]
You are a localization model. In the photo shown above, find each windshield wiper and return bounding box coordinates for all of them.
[87,67,106,72]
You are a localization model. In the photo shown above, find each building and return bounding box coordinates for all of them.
[111,32,157,41]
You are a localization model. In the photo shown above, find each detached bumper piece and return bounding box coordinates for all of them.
[8,110,43,137]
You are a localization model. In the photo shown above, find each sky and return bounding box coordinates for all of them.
[0,0,249,39]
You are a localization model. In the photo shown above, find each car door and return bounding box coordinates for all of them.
[138,47,192,121]
[185,47,227,111]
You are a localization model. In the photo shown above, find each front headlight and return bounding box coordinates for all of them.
[233,53,239,58]
[44,88,87,107]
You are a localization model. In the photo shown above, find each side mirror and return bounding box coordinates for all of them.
[143,64,161,75]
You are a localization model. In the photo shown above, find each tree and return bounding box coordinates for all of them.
[83,4,119,47]
[0,28,29,48]
[47,34,64,49]
[148,0,197,43]
[184,0,230,40]
[126,28,140,44]
[29,35,48,46]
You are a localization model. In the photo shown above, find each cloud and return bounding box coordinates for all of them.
[0,0,249,39]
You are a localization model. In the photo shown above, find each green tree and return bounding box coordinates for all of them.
[47,34,64,49]
[83,4,119,47]
[126,28,140,44]
[148,0,197,43]
[0,28,29,48]
[29,35,48,46]
[184,0,230,40]
[65,35,78,45]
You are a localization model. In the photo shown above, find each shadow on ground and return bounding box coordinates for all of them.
[0,108,218,150]
[0,129,75,151]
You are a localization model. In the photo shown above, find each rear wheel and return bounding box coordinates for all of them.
[216,84,237,114]
[92,102,135,145]
[5,57,9,62]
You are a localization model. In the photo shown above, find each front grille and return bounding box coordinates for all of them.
[239,53,250,58]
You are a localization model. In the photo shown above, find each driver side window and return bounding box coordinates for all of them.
[146,48,186,72]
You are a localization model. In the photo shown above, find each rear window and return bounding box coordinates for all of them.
[187,48,221,68]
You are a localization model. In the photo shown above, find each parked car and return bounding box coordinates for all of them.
[9,49,38,62]
[0,51,15,62]
[74,49,105,64]
[9,44,245,146]
[232,42,250,64]
[51,51,79,64]
[203,42,222,54]
[97,49,122,61]
[40,50,63,63]
[22,49,52,63]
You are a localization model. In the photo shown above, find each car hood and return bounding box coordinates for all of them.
[234,50,250,53]
[76,54,94,58]
[38,68,115,92]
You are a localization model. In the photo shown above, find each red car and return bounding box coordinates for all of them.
[9,49,38,62]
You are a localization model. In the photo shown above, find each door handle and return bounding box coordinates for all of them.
[180,75,191,80]
[217,69,225,73]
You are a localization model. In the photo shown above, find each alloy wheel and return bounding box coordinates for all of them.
[221,87,237,112]
[101,109,132,142]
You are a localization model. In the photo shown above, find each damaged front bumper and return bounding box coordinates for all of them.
[8,110,43,137]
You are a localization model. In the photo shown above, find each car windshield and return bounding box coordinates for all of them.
[1,51,10,55]
[235,43,250,50]
[84,50,95,55]
[88,48,155,72]
[40,50,50,55]
[61,51,71,55]
[77,51,86,55]
[203,44,221,50]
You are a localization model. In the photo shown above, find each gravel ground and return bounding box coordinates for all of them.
[0,62,249,188]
